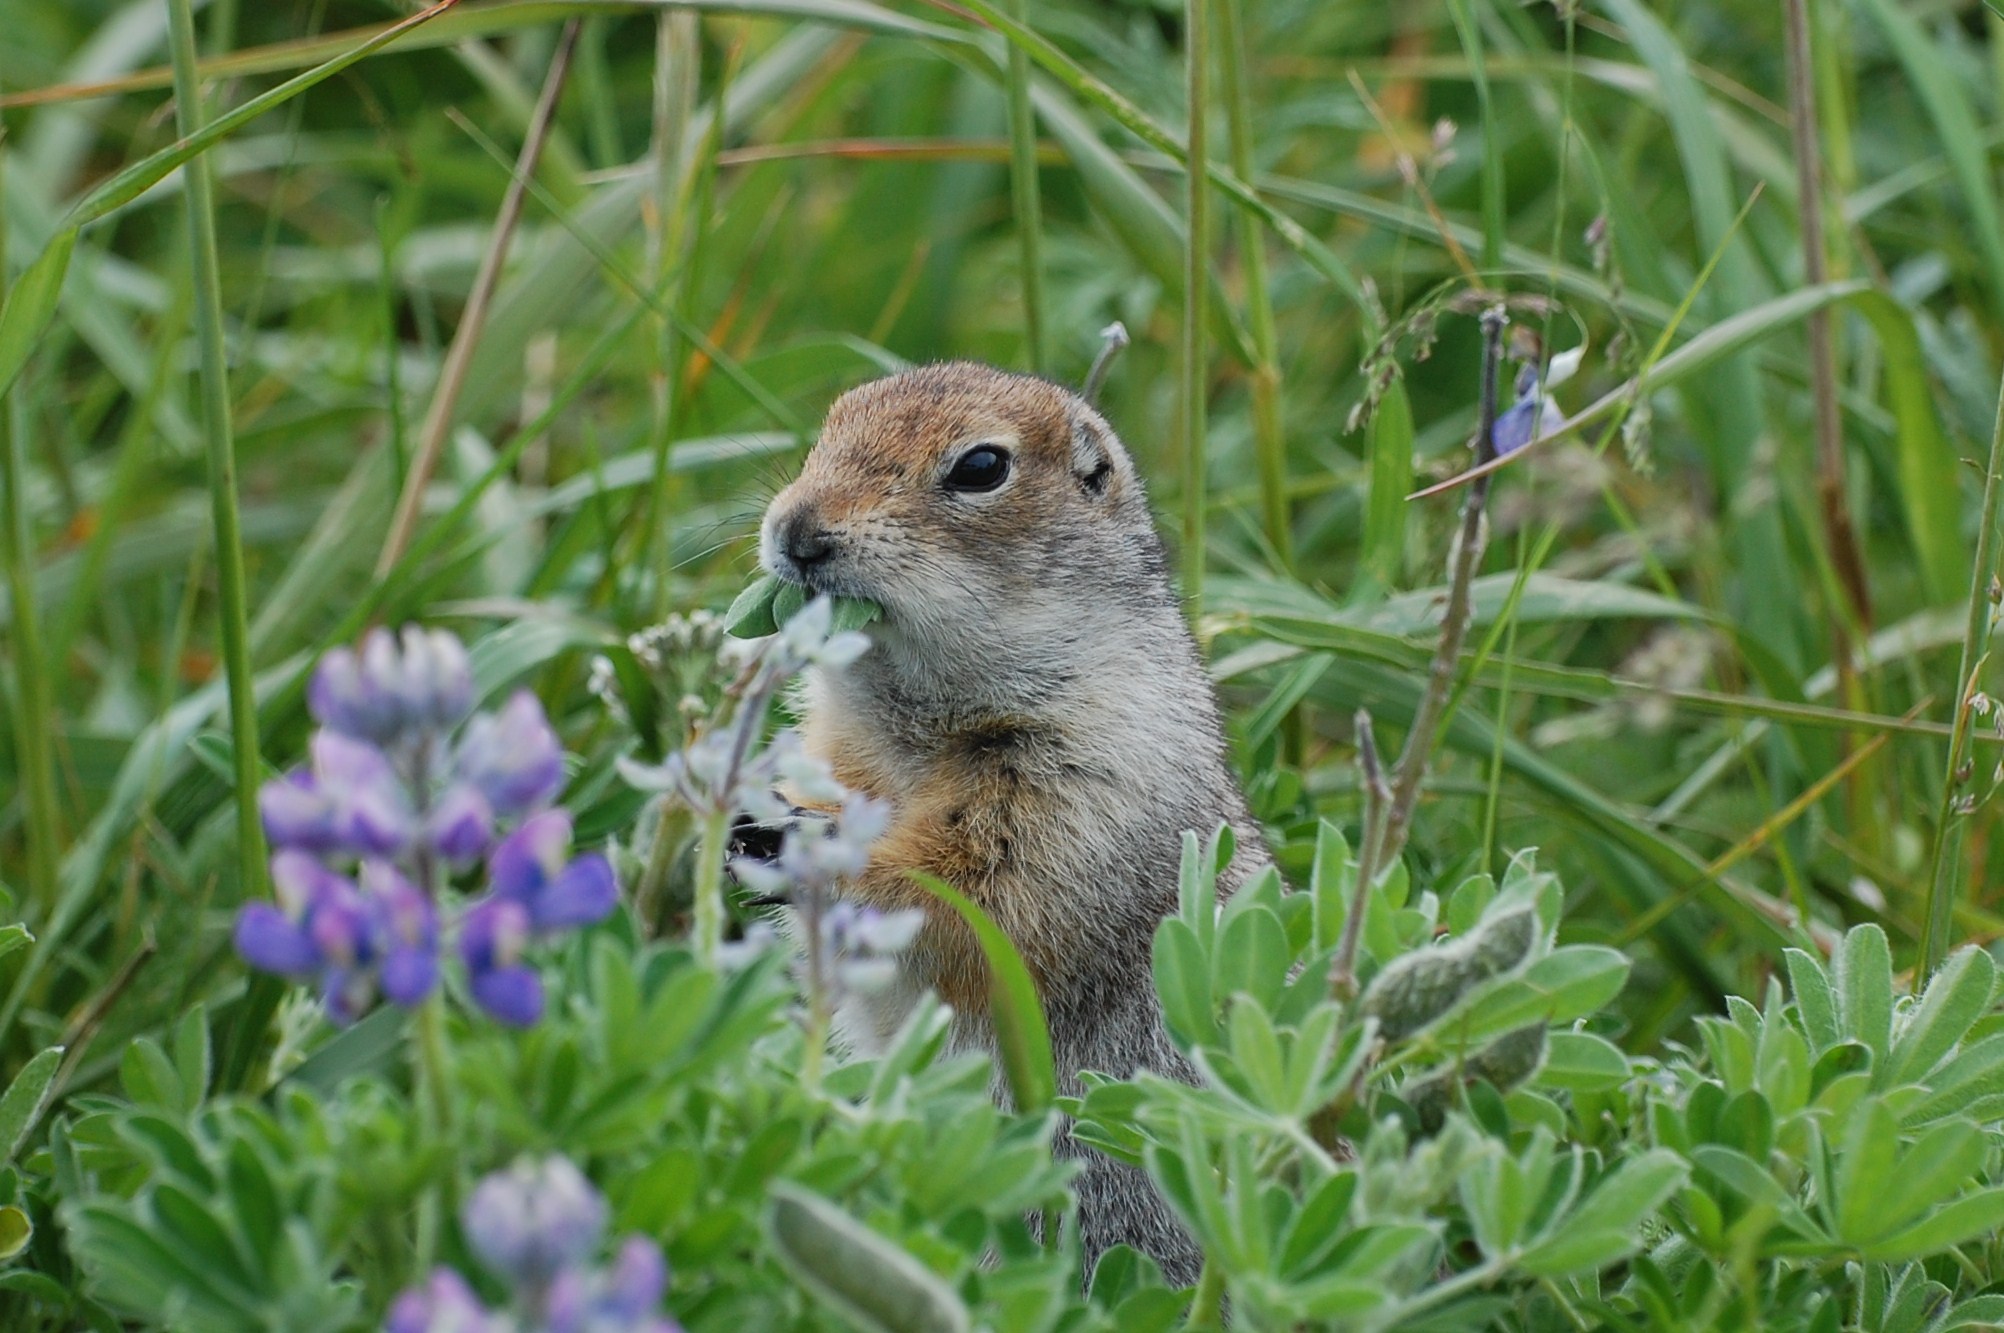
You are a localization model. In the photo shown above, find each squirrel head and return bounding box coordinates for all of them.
[759,363,1171,657]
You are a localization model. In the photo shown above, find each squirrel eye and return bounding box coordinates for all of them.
[944,445,1010,493]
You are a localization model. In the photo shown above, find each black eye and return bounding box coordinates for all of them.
[944,445,1010,493]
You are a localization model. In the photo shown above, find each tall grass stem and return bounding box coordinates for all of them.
[1005,0,1048,373]
[1783,0,1870,636]
[643,11,698,620]
[167,0,264,895]
[1214,0,1289,571]
[0,135,64,912]
[1921,368,2004,977]
[375,19,580,579]
[1179,0,1211,604]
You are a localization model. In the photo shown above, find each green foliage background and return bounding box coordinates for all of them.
[5,0,2004,1328]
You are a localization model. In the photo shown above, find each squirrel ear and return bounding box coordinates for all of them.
[1069,408,1127,499]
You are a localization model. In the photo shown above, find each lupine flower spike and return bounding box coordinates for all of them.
[390,1156,682,1333]
[236,626,616,1028]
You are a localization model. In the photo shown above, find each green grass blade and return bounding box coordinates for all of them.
[166,0,262,897]
[911,872,1056,1114]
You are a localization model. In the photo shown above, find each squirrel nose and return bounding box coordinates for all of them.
[779,508,836,569]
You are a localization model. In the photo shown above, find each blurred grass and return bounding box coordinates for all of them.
[0,0,2002,1091]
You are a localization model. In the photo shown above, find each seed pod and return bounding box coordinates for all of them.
[1469,906,1539,976]
[1362,905,1540,1042]
[1405,1024,1549,1133]
[767,1183,970,1333]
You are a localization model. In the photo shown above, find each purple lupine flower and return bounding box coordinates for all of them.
[462,1157,608,1289]
[487,812,618,933]
[235,851,351,978]
[427,784,496,865]
[244,626,622,1031]
[365,862,442,1005]
[460,898,543,1027]
[260,732,414,860]
[401,626,475,731]
[234,851,394,1025]
[544,1237,683,1333]
[309,628,409,744]
[455,692,565,816]
[386,1267,504,1333]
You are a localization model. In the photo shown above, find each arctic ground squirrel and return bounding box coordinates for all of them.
[757,360,1269,1284]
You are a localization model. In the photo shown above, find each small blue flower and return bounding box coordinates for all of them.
[400,626,475,731]
[462,1156,608,1289]
[459,898,543,1028]
[1490,348,1581,458]
[456,691,566,816]
[545,1237,683,1333]
[236,851,381,1023]
[427,783,496,865]
[364,862,441,1006]
[386,1267,504,1333]
[259,732,414,860]
[488,811,618,933]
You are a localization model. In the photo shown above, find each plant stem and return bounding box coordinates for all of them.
[375,19,579,579]
[0,143,63,913]
[642,10,698,620]
[1334,309,1506,995]
[1783,0,1870,635]
[692,806,731,967]
[1004,0,1047,373]
[1214,0,1289,572]
[1182,1258,1225,1331]
[802,913,830,1096]
[412,996,454,1271]
[1331,710,1390,995]
[167,0,264,897]
[1921,365,2004,975]
[1377,307,1506,859]
[1178,0,1211,605]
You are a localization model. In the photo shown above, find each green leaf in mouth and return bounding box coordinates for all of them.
[723,573,882,639]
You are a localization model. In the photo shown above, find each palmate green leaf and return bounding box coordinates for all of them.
[1833,1098,1903,1243]
[1687,1145,1828,1243]
[1865,1121,1990,1244]
[1153,918,1215,1052]
[1786,947,1841,1052]
[1863,1188,2004,1263]
[1537,1031,1630,1092]
[911,873,1055,1115]
[1308,820,1351,954]
[1835,925,1894,1073]
[1516,1150,1687,1278]
[721,573,882,640]
[1902,1031,2004,1128]
[1411,947,1631,1056]
[1887,945,1996,1088]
